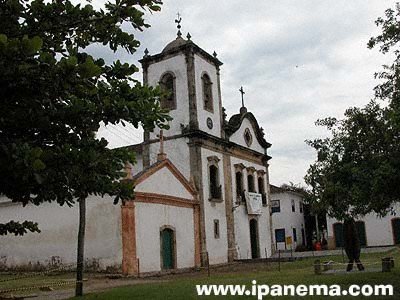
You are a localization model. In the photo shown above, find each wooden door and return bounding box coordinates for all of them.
[392,219,400,244]
[161,228,174,269]
[250,219,259,259]
[333,223,344,248]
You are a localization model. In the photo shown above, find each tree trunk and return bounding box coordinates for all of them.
[315,214,320,241]
[75,197,86,297]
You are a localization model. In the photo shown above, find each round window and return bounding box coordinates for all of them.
[207,117,213,129]
[244,128,253,146]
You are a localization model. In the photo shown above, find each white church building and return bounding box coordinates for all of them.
[0,27,274,275]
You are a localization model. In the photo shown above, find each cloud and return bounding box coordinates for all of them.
[95,0,397,185]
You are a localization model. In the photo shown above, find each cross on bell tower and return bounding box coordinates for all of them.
[175,12,182,37]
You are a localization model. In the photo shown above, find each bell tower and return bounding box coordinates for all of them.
[140,18,224,142]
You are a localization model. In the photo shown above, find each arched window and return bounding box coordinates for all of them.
[247,174,255,193]
[207,156,221,201]
[159,72,176,110]
[209,165,221,199]
[257,176,264,193]
[202,73,213,112]
[236,171,243,199]
[234,163,245,203]
[257,176,266,206]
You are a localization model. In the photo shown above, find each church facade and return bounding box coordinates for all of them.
[130,30,273,267]
[0,29,273,275]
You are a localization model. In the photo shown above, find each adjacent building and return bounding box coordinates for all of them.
[326,204,400,249]
[270,185,306,251]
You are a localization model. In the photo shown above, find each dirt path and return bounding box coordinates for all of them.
[33,277,168,300]
[8,263,265,300]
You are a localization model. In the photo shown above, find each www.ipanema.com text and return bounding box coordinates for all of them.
[196,281,393,299]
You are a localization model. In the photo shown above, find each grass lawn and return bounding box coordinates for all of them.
[69,248,400,299]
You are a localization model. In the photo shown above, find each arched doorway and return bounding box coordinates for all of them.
[392,218,400,245]
[160,227,175,270]
[355,221,367,247]
[249,219,259,259]
[333,223,344,248]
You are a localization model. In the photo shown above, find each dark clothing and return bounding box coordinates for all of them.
[343,219,365,271]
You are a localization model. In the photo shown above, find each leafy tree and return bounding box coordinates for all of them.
[305,102,397,220]
[0,0,170,296]
[305,3,400,267]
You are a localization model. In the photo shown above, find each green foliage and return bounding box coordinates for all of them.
[305,3,400,221]
[0,220,40,236]
[0,0,170,235]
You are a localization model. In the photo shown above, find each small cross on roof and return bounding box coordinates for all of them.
[239,86,245,108]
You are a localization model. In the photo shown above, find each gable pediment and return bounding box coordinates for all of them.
[225,111,271,153]
[131,159,197,200]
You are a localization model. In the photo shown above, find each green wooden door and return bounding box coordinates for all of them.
[356,221,367,247]
[392,219,400,244]
[161,229,174,269]
[250,219,259,259]
[333,223,343,248]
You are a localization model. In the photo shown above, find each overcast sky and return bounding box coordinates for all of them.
[96,0,396,186]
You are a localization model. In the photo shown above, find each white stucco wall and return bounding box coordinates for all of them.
[326,204,400,247]
[270,191,305,251]
[148,137,191,180]
[135,165,193,200]
[0,196,122,270]
[194,54,222,138]
[135,202,195,272]
[201,148,228,264]
[230,156,272,259]
[229,118,265,154]
[147,54,189,138]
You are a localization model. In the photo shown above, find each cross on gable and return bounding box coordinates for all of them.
[157,130,164,154]
[156,130,167,161]
[239,86,245,108]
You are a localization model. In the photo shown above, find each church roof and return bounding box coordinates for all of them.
[162,36,189,53]
[270,184,285,194]
[224,109,271,149]
[140,36,222,68]
[270,184,305,197]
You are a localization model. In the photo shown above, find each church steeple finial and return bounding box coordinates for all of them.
[239,86,247,114]
[175,12,182,38]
